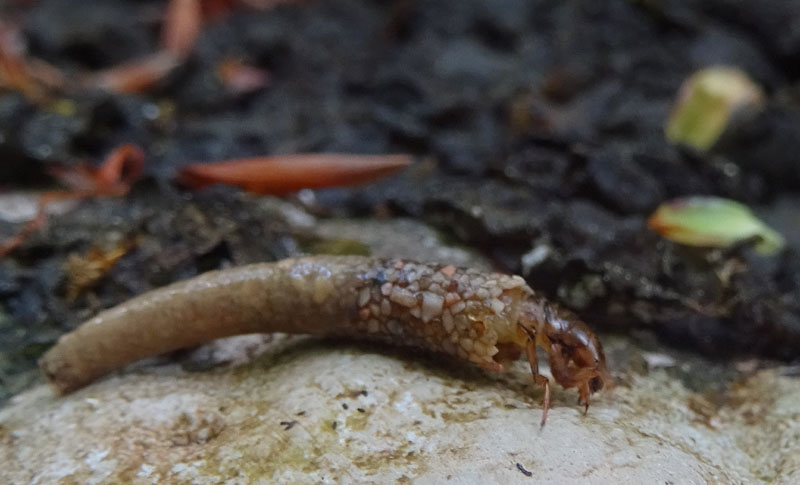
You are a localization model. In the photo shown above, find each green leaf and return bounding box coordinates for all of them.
[665,67,764,151]
[648,196,785,255]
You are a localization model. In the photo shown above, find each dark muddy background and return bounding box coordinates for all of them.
[1,0,799,402]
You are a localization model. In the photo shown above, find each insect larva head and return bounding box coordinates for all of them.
[540,305,611,395]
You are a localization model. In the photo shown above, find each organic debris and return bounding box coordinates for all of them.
[63,239,137,301]
[216,58,271,94]
[176,154,412,195]
[0,144,144,257]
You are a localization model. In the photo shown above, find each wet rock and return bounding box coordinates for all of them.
[689,27,782,88]
[433,39,514,87]
[0,95,39,184]
[1,333,798,483]
[0,262,20,295]
[714,107,800,188]
[421,177,549,244]
[19,111,87,163]
[703,0,800,67]
[24,0,153,68]
[586,148,664,214]
[500,144,577,197]
[631,142,712,198]
[312,218,491,271]
[361,77,431,143]
[431,110,504,175]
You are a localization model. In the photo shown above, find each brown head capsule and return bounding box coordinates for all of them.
[38,256,609,425]
[514,298,612,426]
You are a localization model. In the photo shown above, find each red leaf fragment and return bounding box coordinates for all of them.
[240,0,312,9]
[162,0,204,58]
[0,145,145,258]
[200,0,239,21]
[88,51,181,94]
[217,58,271,94]
[0,21,45,100]
[176,153,412,195]
[49,144,144,196]
[0,190,74,258]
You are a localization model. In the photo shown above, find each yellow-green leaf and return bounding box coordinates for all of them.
[648,196,785,255]
[665,67,764,151]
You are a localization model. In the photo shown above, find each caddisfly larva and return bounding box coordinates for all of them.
[39,256,611,424]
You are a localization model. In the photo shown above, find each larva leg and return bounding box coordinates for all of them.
[571,367,599,414]
[520,324,551,427]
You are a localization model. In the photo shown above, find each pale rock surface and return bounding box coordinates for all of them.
[1,218,797,484]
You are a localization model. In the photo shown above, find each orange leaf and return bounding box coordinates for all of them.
[92,144,145,195]
[49,144,145,196]
[176,153,412,194]
[0,21,66,100]
[1,145,145,258]
[162,0,203,58]
[200,0,238,21]
[240,0,312,9]
[0,22,44,101]
[88,51,180,94]
[217,58,270,94]
[0,190,74,258]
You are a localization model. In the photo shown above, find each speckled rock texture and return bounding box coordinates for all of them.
[1,219,798,484]
[2,336,799,484]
